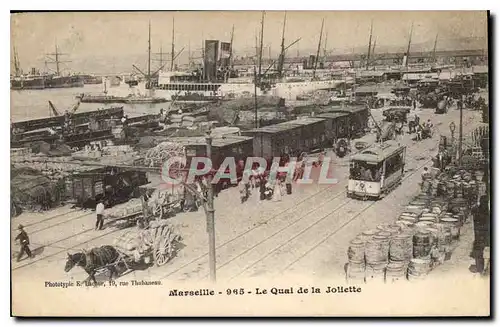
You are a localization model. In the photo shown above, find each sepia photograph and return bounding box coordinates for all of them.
[9,10,490,317]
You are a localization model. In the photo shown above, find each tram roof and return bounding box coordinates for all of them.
[350,141,405,163]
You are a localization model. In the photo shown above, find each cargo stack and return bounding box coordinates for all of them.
[345,167,484,284]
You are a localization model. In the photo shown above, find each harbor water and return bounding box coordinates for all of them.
[10,84,168,122]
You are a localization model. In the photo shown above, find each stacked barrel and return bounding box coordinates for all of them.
[345,168,482,284]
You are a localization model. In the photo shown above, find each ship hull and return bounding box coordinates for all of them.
[149,78,351,101]
[11,75,84,90]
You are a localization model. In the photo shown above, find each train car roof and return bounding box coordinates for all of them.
[316,112,350,119]
[168,135,253,148]
[326,105,368,114]
[350,141,406,163]
[245,117,326,134]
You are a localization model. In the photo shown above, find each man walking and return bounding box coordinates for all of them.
[15,225,33,262]
[95,199,105,231]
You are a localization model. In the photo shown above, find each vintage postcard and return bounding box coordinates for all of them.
[10,10,490,317]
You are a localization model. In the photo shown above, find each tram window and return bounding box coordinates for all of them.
[350,161,382,182]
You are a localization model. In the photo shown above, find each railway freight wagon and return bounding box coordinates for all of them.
[167,135,254,172]
[65,167,149,208]
[242,117,327,160]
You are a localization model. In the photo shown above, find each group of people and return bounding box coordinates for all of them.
[408,113,434,141]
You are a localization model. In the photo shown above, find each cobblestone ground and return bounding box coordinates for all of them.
[12,106,485,288]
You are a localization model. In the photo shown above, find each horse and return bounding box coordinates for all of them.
[64,245,121,285]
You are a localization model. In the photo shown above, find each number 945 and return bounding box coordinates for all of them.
[226,288,245,295]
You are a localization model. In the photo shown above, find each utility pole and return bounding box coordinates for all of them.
[205,128,216,282]
[313,18,324,79]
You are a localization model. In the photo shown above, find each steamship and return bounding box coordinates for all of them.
[147,40,351,101]
[10,44,84,90]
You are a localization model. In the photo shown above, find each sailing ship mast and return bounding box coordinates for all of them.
[12,46,21,76]
[45,41,70,76]
[170,16,175,71]
[405,22,414,68]
[371,38,377,66]
[147,21,151,84]
[258,12,265,83]
[432,33,439,65]
[366,21,373,70]
[255,11,265,129]
[323,31,328,68]
[277,11,287,79]
[313,18,325,79]
[225,25,235,82]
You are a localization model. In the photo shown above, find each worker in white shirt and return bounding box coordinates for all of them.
[95,199,105,231]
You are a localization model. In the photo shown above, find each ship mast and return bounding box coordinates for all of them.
[366,20,373,70]
[225,25,235,82]
[13,46,21,76]
[45,41,70,76]
[148,21,151,83]
[432,33,439,65]
[255,11,265,129]
[258,11,265,84]
[405,22,414,68]
[277,11,287,79]
[170,16,175,71]
[153,44,166,70]
[313,18,324,79]
[371,38,377,66]
[323,30,328,68]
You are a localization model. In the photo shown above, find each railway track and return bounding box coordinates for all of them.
[151,118,454,281]
[12,110,479,283]
[153,112,478,282]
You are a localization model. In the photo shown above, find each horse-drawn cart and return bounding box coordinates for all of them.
[65,220,182,284]
[114,219,182,267]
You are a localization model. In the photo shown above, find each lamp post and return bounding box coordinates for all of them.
[205,128,216,282]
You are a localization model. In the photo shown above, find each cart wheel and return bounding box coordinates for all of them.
[154,232,175,266]
[154,245,171,267]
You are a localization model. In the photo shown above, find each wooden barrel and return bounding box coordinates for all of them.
[408,258,432,278]
[365,262,386,283]
[366,235,390,265]
[361,230,377,242]
[346,262,366,283]
[425,227,439,247]
[376,231,392,238]
[347,238,365,263]
[390,233,413,262]
[420,214,438,223]
[413,230,432,259]
[415,221,434,229]
[385,261,406,283]
[441,217,460,240]
[376,224,391,232]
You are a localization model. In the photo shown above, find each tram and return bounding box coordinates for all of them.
[347,141,406,200]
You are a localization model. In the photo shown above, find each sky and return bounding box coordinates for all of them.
[11,11,488,73]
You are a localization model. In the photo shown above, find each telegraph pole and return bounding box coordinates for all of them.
[205,128,216,282]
